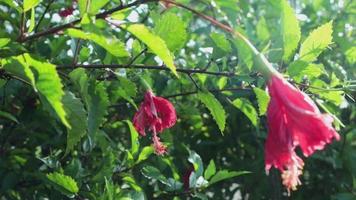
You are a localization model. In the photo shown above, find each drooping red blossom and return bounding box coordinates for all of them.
[265,74,340,194]
[133,90,177,155]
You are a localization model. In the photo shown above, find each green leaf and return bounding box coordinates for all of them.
[24,54,70,128]
[92,151,116,182]
[126,24,178,77]
[166,178,183,191]
[280,0,301,61]
[1,55,36,88]
[63,92,87,155]
[79,0,109,16]
[0,110,18,123]
[287,60,325,81]
[209,170,250,186]
[125,120,139,156]
[233,31,253,70]
[66,28,129,57]
[122,175,142,192]
[197,91,226,133]
[299,21,333,62]
[23,0,40,12]
[153,12,187,52]
[46,172,79,195]
[232,98,258,127]
[0,38,11,49]
[89,0,109,15]
[345,46,356,64]
[188,151,204,177]
[3,55,69,128]
[256,17,270,42]
[210,32,232,53]
[253,87,270,116]
[136,146,154,164]
[28,8,35,33]
[204,160,216,180]
[141,166,169,185]
[69,68,89,99]
[87,80,109,136]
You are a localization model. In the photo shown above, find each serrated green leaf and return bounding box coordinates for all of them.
[209,170,250,186]
[204,160,216,180]
[197,91,226,133]
[287,60,325,81]
[232,98,258,127]
[154,12,187,52]
[136,146,154,164]
[23,0,40,12]
[1,55,36,88]
[46,172,79,195]
[24,54,70,128]
[299,21,333,62]
[66,28,129,57]
[125,120,139,156]
[253,87,270,116]
[281,0,301,61]
[0,110,18,123]
[126,24,178,77]
[63,92,87,155]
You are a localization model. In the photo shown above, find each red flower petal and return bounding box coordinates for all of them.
[265,75,340,192]
[152,96,177,133]
[133,91,177,136]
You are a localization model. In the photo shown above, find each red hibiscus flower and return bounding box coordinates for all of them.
[265,74,340,194]
[133,90,177,155]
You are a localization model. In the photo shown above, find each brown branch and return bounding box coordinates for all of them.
[18,0,156,42]
[110,87,251,108]
[56,64,237,77]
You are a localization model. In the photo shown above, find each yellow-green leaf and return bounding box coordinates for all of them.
[197,91,226,134]
[23,0,40,12]
[232,98,258,127]
[299,21,333,62]
[281,0,301,61]
[126,24,178,77]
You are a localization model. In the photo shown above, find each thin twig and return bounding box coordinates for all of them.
[110,87,251,108]
[126,48,148,67]
[72,39,82,65]
[19,0,156,42]
[57,64,236,77]
[33,0,55,33]
[188,73,200,90]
